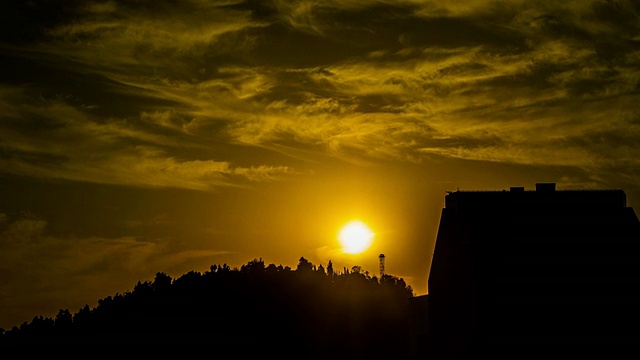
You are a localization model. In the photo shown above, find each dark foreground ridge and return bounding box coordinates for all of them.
[0,257,415,359]
[425,183,640,360]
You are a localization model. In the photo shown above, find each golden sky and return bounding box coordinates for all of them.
[2,0,640,330]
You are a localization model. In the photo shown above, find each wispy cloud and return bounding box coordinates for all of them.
[0,212,229,328]
[0,84,294,190]
[2,0,640,187]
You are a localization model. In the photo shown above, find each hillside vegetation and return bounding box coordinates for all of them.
[1,257,416,358]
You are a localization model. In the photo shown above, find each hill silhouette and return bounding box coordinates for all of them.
[0,257,416,359]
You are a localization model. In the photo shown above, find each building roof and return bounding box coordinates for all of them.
[445,182,628,211]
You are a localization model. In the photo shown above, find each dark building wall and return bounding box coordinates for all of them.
[427,184,640,359]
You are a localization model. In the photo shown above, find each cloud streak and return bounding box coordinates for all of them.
[2,0,640,187]
[0,211,229,329]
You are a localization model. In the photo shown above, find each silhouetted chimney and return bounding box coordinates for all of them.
[535,182,555,192]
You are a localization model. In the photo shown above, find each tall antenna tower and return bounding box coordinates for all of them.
[379,253,385,277]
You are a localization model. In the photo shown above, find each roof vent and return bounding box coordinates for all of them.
[535,182,556,192]
[510,186,525,192]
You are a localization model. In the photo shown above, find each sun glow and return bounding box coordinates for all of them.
[338,220,375,254]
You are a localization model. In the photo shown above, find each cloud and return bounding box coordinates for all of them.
[2,0,640,188]
[0,215,154,281]
[0,212,229,328]
[0,85,294,190]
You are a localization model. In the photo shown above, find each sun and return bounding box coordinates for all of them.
[338,220,375,254]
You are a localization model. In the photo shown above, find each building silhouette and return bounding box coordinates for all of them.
[426,183,640,359]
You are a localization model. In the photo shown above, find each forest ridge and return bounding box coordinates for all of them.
[0,257,417,358]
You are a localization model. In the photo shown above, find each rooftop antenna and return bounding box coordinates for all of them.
[379,253,385,277]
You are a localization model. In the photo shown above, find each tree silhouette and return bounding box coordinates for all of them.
[327,259,334,277]
[296,256,313,272]
[0,256,416,359]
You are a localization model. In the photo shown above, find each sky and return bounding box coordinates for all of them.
[2,0,640,330]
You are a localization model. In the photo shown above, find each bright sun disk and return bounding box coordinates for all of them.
[338,220,374,254]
